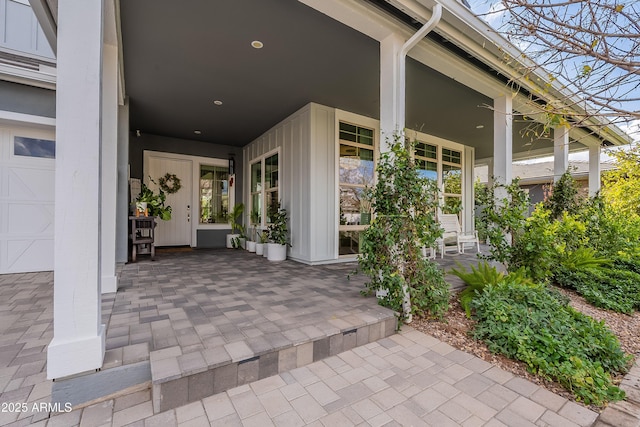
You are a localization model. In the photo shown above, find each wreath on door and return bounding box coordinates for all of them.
[158,173,182,194]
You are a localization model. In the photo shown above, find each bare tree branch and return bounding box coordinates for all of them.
[474,0,640,138]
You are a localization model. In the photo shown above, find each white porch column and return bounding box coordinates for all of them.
[463,146,475,232]
[116,100,130,263]
[380,33,404,152]
[47,0,105,379]
[554,126,569,182]
[101,42,119,294]
[493,95,513,199]
[589,144,601,196]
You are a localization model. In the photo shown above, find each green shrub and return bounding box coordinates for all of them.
[556,265,640,314]
[451,261,533,317]
[560,248,610,271]
[476,178,530,265]
[543,170,583,220]
[511,205,556,282]
[472,282,630,406]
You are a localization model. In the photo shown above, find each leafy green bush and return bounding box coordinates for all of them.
[555,264,640,314]
[451,261,533,317]
[476,178,530,265]
[575,197,640,258]
[510,205,556,282]
[543,170,583,220]
[472,282,630,405]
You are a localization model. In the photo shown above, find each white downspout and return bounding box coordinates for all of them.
[396,3,443,134]
[397,3,442,325]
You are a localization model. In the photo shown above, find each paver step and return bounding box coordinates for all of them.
[150,313,396,413]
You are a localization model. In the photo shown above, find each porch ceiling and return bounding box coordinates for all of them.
[119,0,577,158]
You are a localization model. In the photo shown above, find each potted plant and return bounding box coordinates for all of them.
[246,208,260,253]
[256,230,268,256]
[246,225,257,252]
[226,203,245,248]
[267,203,289,261]
[136,183,172,220]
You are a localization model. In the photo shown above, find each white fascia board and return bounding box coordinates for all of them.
[298,0,398,41]
[0,110,55,128]
[0,63,56,90]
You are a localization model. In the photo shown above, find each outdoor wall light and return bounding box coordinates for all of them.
[228,156,235,175]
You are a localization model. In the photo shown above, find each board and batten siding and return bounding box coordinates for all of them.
[243,102,337,264]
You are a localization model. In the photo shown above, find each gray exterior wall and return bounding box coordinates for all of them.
[129,132,243,193]
[196,230,229,249]
[0,80,55,117]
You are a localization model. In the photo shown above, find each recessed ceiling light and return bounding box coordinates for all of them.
[476,125,485,129]
[251,40,264,49]
[213,100,223,106]
[194,130,202,135]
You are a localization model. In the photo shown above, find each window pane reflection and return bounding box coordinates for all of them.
[339,231,363,255]
[200,165,229,223]
[14,136,55,159]
[443,165,462,195]
[339,187,371,226]
[339,145,374,186]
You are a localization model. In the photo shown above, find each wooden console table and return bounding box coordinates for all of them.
[130,216,156,262]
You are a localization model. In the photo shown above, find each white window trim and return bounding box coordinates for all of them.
[6,126,55,165]
[335,110,379,259]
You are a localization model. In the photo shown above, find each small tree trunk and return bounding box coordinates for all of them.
[402,282,412,323]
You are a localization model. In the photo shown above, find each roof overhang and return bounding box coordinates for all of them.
[30,0,632,155]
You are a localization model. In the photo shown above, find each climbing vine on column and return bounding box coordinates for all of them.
[359,135,449,324]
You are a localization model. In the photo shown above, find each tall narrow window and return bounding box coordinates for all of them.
[250,162,262,226]
[265,153,279,223]
[250,151,280,228]
[442,148,462,215]
[338,122,374,255]
[200,165,229,223]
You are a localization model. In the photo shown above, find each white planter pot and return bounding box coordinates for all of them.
[263,243,269,258]
[238,237,246,249]
[255,243,264,255]
[135,201,147,211]
[247,241,256,252]
[267,243,287,262]
[226,234,239,249]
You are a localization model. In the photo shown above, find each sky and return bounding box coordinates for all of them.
[465,0,640,145]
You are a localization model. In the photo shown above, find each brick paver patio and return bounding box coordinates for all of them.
[0,247,637,426]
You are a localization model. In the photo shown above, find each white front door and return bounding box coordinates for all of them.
[146,156,192,247]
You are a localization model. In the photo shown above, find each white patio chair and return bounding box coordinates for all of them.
[437,213,481,257]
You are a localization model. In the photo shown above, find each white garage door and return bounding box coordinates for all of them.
[0,125,55,274]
